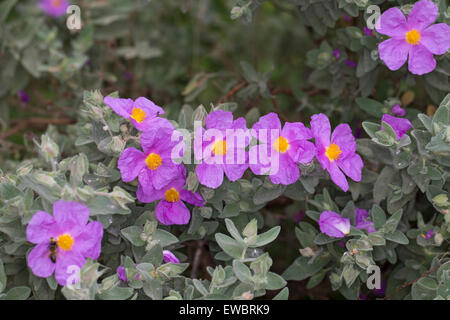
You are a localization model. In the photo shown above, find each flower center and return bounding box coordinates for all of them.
[212,140,227,156]
[145,153,162,170]
[405,29,421,45]
[273,136,289,153]
[164,188,180,203]
[325,143,342,161]
[130,107,147,123]
[57,233,74,251]
[51,0,62,7]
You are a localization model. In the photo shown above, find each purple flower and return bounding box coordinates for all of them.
[311,113,363,192]
[116,266,127,282]
[345,60,357,68]
[318,211,351,238]
[363,27,374,37]
[118,122,184,192]
[26,200,103,286]
[249,113,316,185]
[355,207,376,233]
[333,49,341,60]
[137,166,204,225]
[39,0,69,17]
[422,229,434,239]
[18,91,29,103]
[163,250,180,264]
[194,110,249,189]
[294,211,305,223]
[391,104,406,117]
[381,114,412,140]
[104,96,167,132]
[376,0,450,75]
[374,279,387,297]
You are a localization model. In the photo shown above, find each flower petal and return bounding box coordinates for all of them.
[310,113,331,147]
[75,221,103,260]
[269,153,299,185]
[26,211,57,244]
[206,110,234,130]
[407,0,438,31]
[318,211,350,238]
[118,147,146,182]
[408,44,436,75]
[328,162,348,192]
[136,183,164,203]
[378,38,410,71]
[252,113,281,144]
[421,23,450,55]
[331,123,357,158]
[103,96,133,118]
[155,201,191,225]
[338,154,363,182]
[53,200,90,235]
[282,122,312,141]
[27,243,56,278]
[375,7,408,37]
[54,250,86,286]
[196,162,224,189]
[287,140,316,164]
[180,190,204,207]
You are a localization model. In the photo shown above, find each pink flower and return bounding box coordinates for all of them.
[318,211,350,238]
[104,96,168,132]
[249,113,316,185]
[391,104,406,116]
[163,250,180,264]
[194,110,249,189]
[137,166,204,225]
[381,114,412,139]
[376,0,450,75]
[310,113,363,192]
[39,0,69,17]
[118,121,184,192]
[26,200,103,286]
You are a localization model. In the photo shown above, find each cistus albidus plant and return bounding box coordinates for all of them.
[0,0,449,301]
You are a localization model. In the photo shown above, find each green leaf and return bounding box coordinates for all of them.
[98,286,134,300]
[265,272,287,290]
[232,260,252,284]
[215,233,245,259]
[121,226,145,246]
[371,204,386,230]
[153,229,179,247]
[356,98,387,117]
[384,230,409,244]
[0,260,6,293]
[2,286,31,300]
[254,226,281,247]
[282,255,331,281]
[411,277,438,300]
[272,287,289,300]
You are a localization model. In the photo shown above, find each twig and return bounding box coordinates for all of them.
[216,81,248,104]
[190,240,205,279]
[1,117,75,139]
[381,253,448,300]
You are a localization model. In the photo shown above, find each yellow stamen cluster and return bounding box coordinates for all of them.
[164,188,180,203]
[406,29,421,45]
[212,140,227,156]
[57,233,74,251]
[273,136,289,153]
[145,153,162,170]
[325,143,342,161]
[130,107,147,123]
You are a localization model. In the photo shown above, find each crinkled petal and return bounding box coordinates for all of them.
[252,113,281,144]
[408,44,436,75]
[151,162,182,190]
[382,114,412,139]
[287,140,316,164]
[26,211,57,244]
[134,97,164,117]
[206,110,234,130]
[53,200,90,236]
[318,211,350,238]
[75,221,103,260]
[103,96,133,118]
[331,123,356,158]
[328,162,348,192]
[421,23,450,55]
[378,38,410,71]
[282,122,312,141]
[180,190,204,207]
[54,250,86,286]
[269,153,299,185]
[27,243,56,278]
[196,162,224,189]
[249,144,272,176]
[310,114,331,147]
[407,0,438,31]
[338,154,363,182]
[375,7,408,37]
[163,250,180,264]
[118,147,146,182]
[156,201,190,225]
[136,183,164,203]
